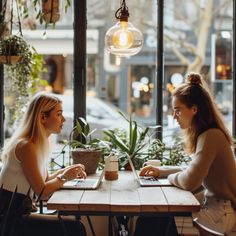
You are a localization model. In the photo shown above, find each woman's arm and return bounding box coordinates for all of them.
[167,155,207,191]
[16,141,86,200]
[158,166,184,177]
[139,165,183,178]
[168,130,219,191]
[47,164,85,180]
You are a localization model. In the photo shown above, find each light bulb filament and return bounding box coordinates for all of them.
[112,21,134,49]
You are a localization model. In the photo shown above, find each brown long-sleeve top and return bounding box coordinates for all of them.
[167,128,236,209]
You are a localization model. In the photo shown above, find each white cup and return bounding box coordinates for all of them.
[143,159,161,167]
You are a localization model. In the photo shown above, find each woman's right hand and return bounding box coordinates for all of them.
[62,164,87,181]
[139,165,160,178]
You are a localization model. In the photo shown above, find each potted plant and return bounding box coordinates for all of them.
[103,112,164,170]
[28,0,71,28]
[0,34,43,97]
[0,0,47,96]
[0,0,29,66]
[67,117,109,174]
[0,35,23,64]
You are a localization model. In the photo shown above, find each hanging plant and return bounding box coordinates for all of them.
[4,35,35,97]
[42,0,60,24]
[1,0,48,126]
[0,0,35,94]
[5,52,48,129]
[0,0,25,65]
[0,0,48,134]
[20,0,71,29]
[0,35,26,65]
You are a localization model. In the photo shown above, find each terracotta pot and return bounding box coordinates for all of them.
[42,0,60,23]
[124,162,132,171]
[0,55,22,65]
[71,149,101,174]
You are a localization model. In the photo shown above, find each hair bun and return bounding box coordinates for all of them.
[186,72,202,85]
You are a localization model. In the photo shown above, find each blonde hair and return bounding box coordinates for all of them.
[2,92,62,161]
[172,72,233,154]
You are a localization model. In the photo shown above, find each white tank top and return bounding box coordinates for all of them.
[0,142,47,199]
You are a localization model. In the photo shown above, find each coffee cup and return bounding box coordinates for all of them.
[143,159,161,167]
[105,155,119,180]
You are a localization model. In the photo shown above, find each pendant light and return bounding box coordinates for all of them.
[104,0,143,57]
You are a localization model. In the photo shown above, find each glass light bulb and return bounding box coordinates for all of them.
[105,21,143,57]
[112,21,134,49]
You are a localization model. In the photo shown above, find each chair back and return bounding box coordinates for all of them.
[0,185,18,236]
[0,185,32,236]
[193,218,226,236]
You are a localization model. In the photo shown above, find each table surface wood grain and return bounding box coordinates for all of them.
[47,171,201,215]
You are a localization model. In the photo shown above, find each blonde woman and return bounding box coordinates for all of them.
[137,72,236,235]
[0,92,87,236]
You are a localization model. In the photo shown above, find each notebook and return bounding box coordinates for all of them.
[61,169,105,190]
[127,155,172,187]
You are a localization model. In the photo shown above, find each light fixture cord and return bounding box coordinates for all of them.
[9,0,23,36]
[15,0,23,36]
[115,0,129,21]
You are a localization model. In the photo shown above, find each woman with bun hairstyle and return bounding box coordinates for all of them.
[136,72,236,235]
[0,92,87,235]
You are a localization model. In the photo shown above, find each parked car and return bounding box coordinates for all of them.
[55,94,129,142]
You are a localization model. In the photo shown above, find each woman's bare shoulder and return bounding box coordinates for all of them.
[15,139,36,161]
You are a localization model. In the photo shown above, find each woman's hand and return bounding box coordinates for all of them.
[139,165,160,178]
[62,164,87,180]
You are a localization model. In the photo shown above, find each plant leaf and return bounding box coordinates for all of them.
[129,121,137,154]
[75,120,83,134]
[78,117,90,136]
[104,130,130,153]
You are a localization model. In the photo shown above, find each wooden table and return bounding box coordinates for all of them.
[47,171,200,235]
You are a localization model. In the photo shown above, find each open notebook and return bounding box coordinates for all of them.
[61,169,105,190]
[127,155,172,187]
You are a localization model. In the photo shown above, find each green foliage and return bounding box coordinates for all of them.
[21,0,71,30]
[161,142,191,166]
[102,112,191,170]
[103,112,163,169]
[62,117,116,170]
[65,0,72,12]
[1,36,48,96]
[1,35,34,97]
[3,38,48,126]
[63,114,191,170]
[30,53,48,94]
[65,117,105,150]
